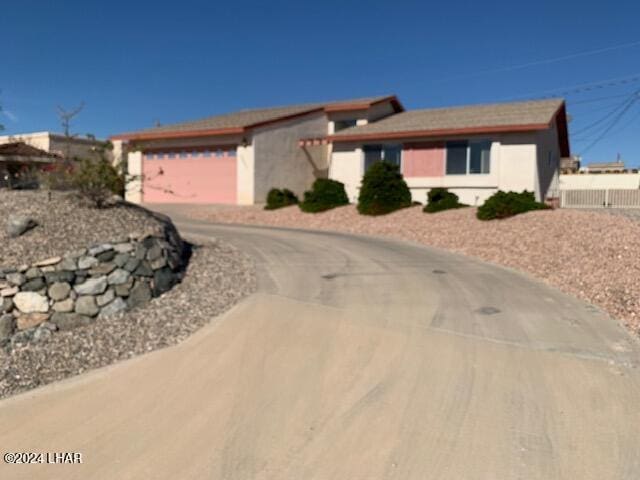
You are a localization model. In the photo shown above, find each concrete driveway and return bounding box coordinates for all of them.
[1,213,639,479]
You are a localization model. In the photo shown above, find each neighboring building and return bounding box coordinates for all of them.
[560,155,581,174]
[112,96,569,206]
[579,161,626,174]
[559,172,640,190]
[0,131,109,162]
[0,142,59,189]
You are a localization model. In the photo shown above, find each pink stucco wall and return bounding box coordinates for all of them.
[402,143,445,177]
[142,151,237,204]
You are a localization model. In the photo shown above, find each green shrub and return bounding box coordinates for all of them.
[476,190,549,220]
[357,161,412,216]
[265,188,298,210]
[423,188,467,213]
[69,159,125,208]
[299,178,349,213]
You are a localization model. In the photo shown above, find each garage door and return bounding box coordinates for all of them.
[141,148,237,204]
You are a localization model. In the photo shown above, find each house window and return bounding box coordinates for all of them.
[216,150,223,158]
[168,152,176,159]
[155,153,164,160]
[363,144,402,171]
[446,141,491,175]
[228,149,236,157]
[180,152,188,159]
[334,119,357,132]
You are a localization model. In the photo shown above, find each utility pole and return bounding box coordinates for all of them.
[56,102,85,160]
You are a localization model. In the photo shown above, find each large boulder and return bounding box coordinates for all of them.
[13,292,49,313]
[6,215,38,238]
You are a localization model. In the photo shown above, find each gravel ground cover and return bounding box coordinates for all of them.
[190,204,640,336]
[0,191,159,267]
[0,238,256,398]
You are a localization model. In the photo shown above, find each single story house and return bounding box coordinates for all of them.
[0,131,109,162]
[0,142,59,189]
[112,96,569,206]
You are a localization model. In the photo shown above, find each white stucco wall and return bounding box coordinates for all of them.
[236,142,255,205]
[125,151,143,203]
[329,131,550,204]
[0,132,51,151]
[559,173,640,189]
[329,144,363,202]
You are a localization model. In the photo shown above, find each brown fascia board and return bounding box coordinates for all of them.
[328,123,551,143]
[110,127,245,142]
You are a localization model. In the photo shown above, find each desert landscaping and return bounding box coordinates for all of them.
[189,204,640,337]
[0,191,256,398]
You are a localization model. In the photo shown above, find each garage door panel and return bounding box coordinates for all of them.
[142,152,237,204]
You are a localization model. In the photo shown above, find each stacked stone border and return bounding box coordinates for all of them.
[0,219,186,348]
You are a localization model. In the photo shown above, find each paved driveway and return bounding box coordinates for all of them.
[1,214,639,479]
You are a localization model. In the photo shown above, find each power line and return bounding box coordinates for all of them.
[570,92,638,136]
[568,92,633,105]
[578,96,639,155]
[436,39,640,82]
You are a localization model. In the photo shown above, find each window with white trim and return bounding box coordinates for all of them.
[445,140,491,175]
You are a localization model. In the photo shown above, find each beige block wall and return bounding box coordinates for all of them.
[125,151,143,203]
[329,144,363,202]
[559,173,640,189]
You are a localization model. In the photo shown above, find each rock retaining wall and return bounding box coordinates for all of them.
[0,219,186,348]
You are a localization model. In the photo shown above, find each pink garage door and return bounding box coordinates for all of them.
[142,149,237,204]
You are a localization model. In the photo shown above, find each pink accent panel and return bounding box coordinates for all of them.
[142,153,237,204]
[402,143,445,177]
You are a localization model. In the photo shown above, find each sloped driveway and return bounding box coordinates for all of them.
[1,216,639,479]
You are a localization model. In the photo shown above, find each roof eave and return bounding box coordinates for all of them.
[329,123,551,143]
[110,126,246,142]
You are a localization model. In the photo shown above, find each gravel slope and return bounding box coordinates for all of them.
[0,191,159,267]
[0,238,256,398]
[190,204,640,336]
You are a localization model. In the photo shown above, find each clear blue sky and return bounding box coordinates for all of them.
[2,0,639,165]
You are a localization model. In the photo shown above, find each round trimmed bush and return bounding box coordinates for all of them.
[423,188,467,213]
[264,188,298,210]
[357,161,411,216]
[477,190,549,220]
[299,178,349,213]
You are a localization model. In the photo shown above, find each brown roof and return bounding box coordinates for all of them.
[0,142,59,160]
[113,95,402,141]
[330,98,565,141]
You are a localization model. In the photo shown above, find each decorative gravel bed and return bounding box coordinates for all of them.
[0,238,256,399]
[0,191,159,267]
[190,204,640,337]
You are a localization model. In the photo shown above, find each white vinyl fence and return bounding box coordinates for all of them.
[560,189,640,208]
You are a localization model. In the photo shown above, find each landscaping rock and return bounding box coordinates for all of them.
[75,296,99,317]
[48,282,71,301]
[127,281,152,307]
[108,268,130,285]
[96,250,117,262]
[123,257,141,273]
[6,272,26,287]
[89,262,117,276]
[99,297,127,318]
[1,297,13,312]
[150,257,167,270]
[74,276,108,295]
[21,277,46,292]
[134,261,154,277]
[32,324,54,343]
[57,257,77,271]
[13,291,49,313]
[44,270,75,285]
[88,244,112,256]
[97,289,115,307]
[114,253,130,268]
[6,215,38,238]
[115,278,134,297]
[52,298,74,313]
[34,256,61,267]
[153,267,175,295]
[78,256,99,270]
[25,267,42,279]
[113,243,134,253]
[0,286,18,297]
[16,312,49,330]
[50,312,92,331]
[0,314,15,341]
[146,244,163,262]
